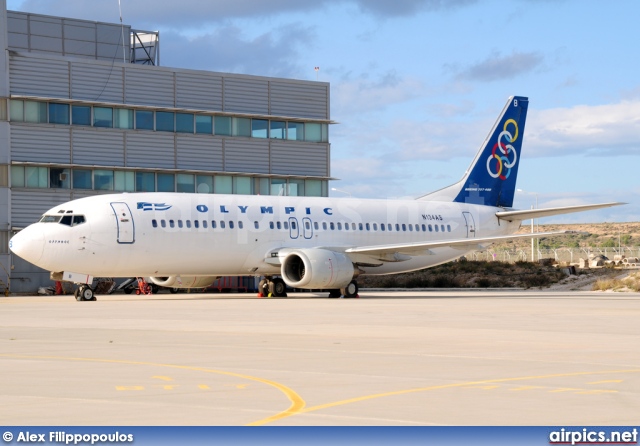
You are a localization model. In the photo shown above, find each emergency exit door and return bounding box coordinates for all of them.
[110,202,135,244]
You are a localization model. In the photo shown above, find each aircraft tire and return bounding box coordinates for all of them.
[74,288,82,301]
[341,281,359,298]
[80,285,95,302]
[272,278,287,297]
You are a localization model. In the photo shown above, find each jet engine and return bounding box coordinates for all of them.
[149,275,219,289]
[281,249,354,289]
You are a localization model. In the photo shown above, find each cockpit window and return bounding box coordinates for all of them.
[58,215,86,226]
[40,215,61,223]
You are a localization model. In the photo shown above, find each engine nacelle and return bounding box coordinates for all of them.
[281,249,354,289]
[149,275,218,289]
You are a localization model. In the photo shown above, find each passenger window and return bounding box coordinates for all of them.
[422,224,426,231]
[269,222,274,229]
[305,221,310,230]
[239,221,243,229]
[380,224,385,232]
[161,220,166,228]
[229,221,234,229]
[220,221,226,229]
[152,219,158,228]
[254,221,259,229]
[441,225,445,232]
[402,224,406,231]
[322,222,327,230]
[178,220,183,228]
[169,220,175,228]
[277,222,282,230]
[447,224,451,232]
[211,220,217,229]
[291,221,296,230]
[359,223,363,231]
[435,225,439,232]
[395,224,400,231]
[408,224,413,232]
[194,220,199,229]
[314,222,319,230]
[186,220,191,228]
[337,222,342,230]
[366,223,370,231]
[203,221,208,229]
[284,222,289,230]
[387,224,392,231]
[373,223,378,231]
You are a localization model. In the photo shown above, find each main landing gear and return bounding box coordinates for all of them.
[258,277,287,298]
[328,280,359,298]
[74,285,96,302]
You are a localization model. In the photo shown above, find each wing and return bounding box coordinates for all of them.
[345,230,580,259]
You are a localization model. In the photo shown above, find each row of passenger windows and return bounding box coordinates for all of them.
[8,99,329,142]
[151,219,452,233]
[10,165,327,196]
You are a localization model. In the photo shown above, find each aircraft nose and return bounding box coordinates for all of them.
[10,225,45,265]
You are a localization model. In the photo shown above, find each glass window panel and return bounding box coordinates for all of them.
[233,176,252,195]
[214,175,232,194]
[214,116,231,135]
[157,173,174,192]
[135,110,154,130]
[93,107,113,128]
[49,168,70,189]
[287,122,304,141]
[0,98,5,121]
[136,172,155,192]
[305,179,322,197]
[114,171,134,192]
[270,121,286,139]
[251,119,268,138]
[94,170,114,190]
[72,169,92,189]
[177,174,195,193]
[156,111,175,132]
[25,101,47,123]
[270,178,286,196]
[258,178,270,195]
[11,166,25,187]
[25,167,47,188]
[10,100,24,121]
[232,117,251,137]
[176,113,194,133]
[305,123,322,142]
[114,109,133,129]
[287,179,304,197]
[196,175,213,193]
[72,105,91,126]
[195,115,212,134]
[48,103,69,125]
[321,123,328,142]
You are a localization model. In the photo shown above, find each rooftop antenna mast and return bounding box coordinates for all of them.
[118,0,126,63]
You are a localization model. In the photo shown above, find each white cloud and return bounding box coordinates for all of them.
[526,100,640,157]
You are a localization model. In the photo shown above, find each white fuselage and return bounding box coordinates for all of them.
[11,192,519,278]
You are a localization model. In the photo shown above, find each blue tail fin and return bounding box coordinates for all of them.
[419,96,528,208]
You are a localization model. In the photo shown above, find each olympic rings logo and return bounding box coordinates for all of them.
[486,118,518,180]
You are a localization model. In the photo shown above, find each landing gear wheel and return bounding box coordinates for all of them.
[258,279,268,297]
[271,278,287,297]
[341,281,359,298]
[328,289,341,298]
[74,288,82,301]
[170,288,179,294]
[78,285,96,301]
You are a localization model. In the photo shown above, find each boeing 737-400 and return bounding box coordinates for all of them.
[9,96,624,300]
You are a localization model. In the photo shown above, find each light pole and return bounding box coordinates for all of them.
[517,189,538,262]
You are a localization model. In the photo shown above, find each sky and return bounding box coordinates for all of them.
[6,0,640,223]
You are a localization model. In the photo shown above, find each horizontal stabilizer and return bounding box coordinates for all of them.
[496,202,626,222]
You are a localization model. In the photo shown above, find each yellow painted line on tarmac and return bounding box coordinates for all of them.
[588,379,623,385]
[549,388,580,393]
[266,369,640,425]
[0,353,305,425]
[576,390,618,395]
[152,376,173,381]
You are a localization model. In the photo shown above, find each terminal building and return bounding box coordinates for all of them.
[0,0,333,293]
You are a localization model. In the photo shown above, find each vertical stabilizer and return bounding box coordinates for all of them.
[419,96,528,208]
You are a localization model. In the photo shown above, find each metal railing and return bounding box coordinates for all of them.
[471,247,640,264]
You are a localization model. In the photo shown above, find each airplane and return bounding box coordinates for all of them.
[9,95,624,301]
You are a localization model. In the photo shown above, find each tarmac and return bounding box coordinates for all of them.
[1,290,639,426]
